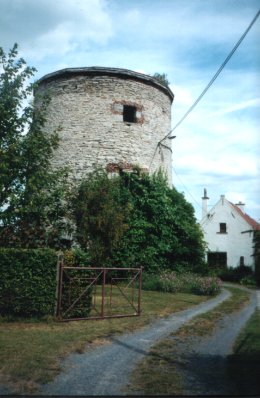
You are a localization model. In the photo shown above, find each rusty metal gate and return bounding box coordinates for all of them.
[55,262,142,321]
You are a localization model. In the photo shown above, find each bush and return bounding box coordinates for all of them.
[0,248,94,319]
[240,275,257,287]
[74,170,206,273]
[63,248,91,266]
[219,265,254,283]
[0,248,57,317]
[253,231,260,286]
[142,271,222,296]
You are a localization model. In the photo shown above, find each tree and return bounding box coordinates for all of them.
[111,170,206,272]
[74,169,206,272]
[0,44,71,248]
[73,169,130,266]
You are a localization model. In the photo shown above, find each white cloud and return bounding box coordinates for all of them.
[1,0,113,60]
[208,98,260,117]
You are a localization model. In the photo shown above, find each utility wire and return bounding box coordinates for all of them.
[149,9,260,203]
[172,167,202,209]
[159,9,260,144]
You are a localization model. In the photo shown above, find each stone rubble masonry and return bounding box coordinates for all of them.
[36,67,174,184]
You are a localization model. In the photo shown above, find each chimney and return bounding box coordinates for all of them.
[202,188,209,219]
[235,201,245,213]
[220,194,225,205]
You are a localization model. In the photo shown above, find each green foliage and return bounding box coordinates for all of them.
[63,248,92,267]
[142,271,222,296]
[253,230,260,286]
[59,267,93,319]
[152,72,170,86]
[73,169,130,266]
[239,275,257,287]
[0,248,57,317]
[219,265,254,283]
[74,169,206,272]
[111,171,206,272]
[0,44,71,248]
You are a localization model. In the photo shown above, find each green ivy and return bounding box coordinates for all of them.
[74,169,206,273]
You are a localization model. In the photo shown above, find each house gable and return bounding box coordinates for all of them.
[200,193,260,269]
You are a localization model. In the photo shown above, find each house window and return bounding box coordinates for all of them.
[123,105,137,123]
[207,252,227,267]
[219,223,227,233]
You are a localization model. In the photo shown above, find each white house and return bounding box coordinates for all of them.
[200,190,260,270]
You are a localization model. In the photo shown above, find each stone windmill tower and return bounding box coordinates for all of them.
[37,67,174,183]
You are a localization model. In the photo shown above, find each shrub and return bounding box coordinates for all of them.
[219,265,254,283]
[142,273,167,292]
[142,271,222,296]
[240,275,257,287]
[0,248,57,317]
[253,231,260,286]
[63,248,91,266]
[0,248,94,319]
[59,249,93,319]
[74,170,206,273]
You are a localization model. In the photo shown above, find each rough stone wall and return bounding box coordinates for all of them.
[37,71,173,184]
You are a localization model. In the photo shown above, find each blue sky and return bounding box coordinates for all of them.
[1,0,259,221]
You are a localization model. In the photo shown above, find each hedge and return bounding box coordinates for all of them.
[0,248,58,317]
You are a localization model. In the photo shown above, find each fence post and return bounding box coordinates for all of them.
[137,267,142,315]
[101,268,106,318]
[55,252,64,318]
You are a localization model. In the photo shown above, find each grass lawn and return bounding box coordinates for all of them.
[129,286,253,395]
[0,289,208,394]
[227,309,260,395]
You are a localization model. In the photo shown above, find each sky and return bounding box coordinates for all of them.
[1,0,260,221]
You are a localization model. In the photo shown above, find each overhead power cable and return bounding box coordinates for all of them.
[158,9,260,144]
[172,167,202,209]
[149,9,260,205]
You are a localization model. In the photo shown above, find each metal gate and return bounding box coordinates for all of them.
[56,262,142,321]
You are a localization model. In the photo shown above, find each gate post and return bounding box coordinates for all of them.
[55,253,64,318]
[137,267,142,315]
[101,268,106,318]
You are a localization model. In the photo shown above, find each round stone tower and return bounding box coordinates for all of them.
[37,67,174,183]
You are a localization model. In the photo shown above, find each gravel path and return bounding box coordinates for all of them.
[1,287,258,396]
[168,287,259,396]
[38,289,231,396]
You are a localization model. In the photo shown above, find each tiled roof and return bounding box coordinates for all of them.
[229,201,260,231]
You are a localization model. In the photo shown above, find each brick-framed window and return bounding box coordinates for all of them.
[111,101,144,124]
[123,105,137,123]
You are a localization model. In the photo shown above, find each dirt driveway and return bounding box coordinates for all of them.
[37,287,258,396]
[157,288,259,396]
[1,287,257,396]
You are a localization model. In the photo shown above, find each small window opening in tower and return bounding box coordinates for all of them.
[123,105,137,123]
